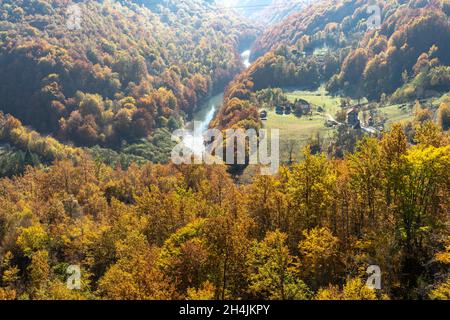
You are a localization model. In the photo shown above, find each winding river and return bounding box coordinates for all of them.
[182,49,251,155]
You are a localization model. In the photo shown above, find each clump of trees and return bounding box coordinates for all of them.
[0,112,82,164]
[0,111,177,177]
[332,7,450,100]
[438,96,450,131]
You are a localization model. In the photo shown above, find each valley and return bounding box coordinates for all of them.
[182,48,252,155]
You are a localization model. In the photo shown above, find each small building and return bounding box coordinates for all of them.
[275,106,284,115]
[294,99,311,117]
[317,106,324,113]
[346,107,360,128]
[260,110,268,120]
[285,105,292,115]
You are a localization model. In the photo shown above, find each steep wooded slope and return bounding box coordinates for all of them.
[0,0,258,148]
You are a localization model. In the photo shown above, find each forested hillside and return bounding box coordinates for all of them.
[218,0,305,25]
[0,0,258,149]
[214,0,450,130]
[251,0,366,58]
[253,0,450,100]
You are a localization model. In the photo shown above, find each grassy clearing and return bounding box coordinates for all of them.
[283,86,363,116]
[261,87,341,162]
[285,90,341,116]
[263,111,330,139]
[380,104,414,128]
[260,87,415,163]
[262,110,335,162]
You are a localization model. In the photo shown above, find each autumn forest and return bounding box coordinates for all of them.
[0,0,449,302]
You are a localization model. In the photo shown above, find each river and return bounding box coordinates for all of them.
[241,49,251,68]
[182,49,251,155]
